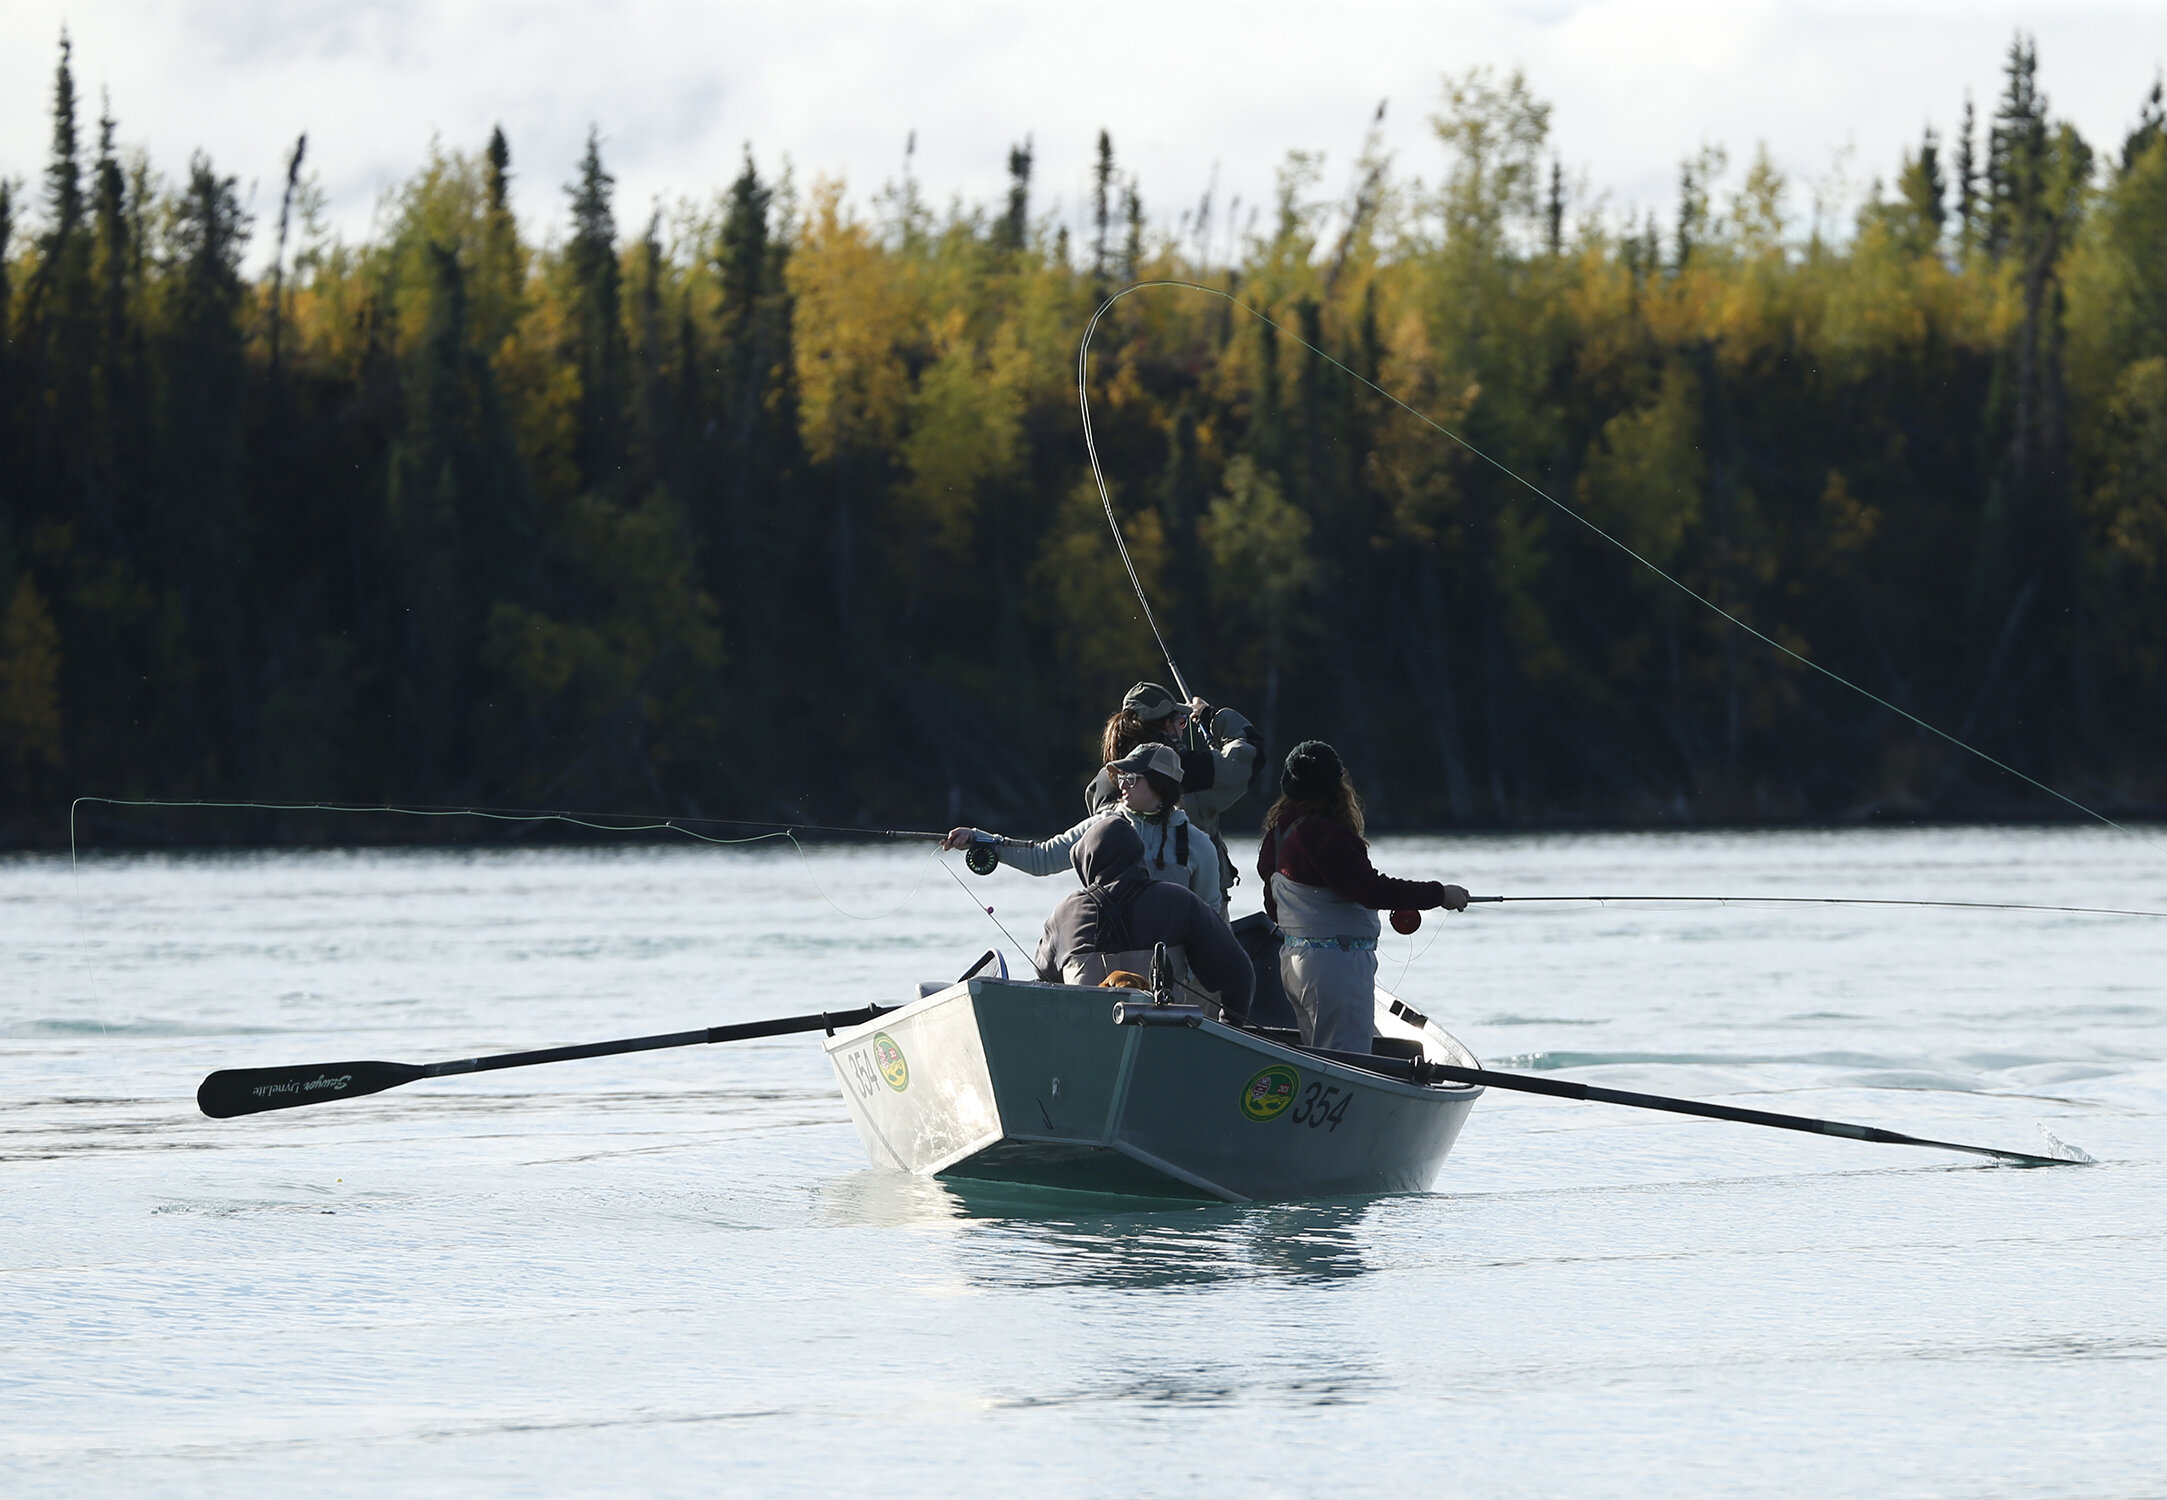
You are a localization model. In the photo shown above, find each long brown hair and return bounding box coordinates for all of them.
[1100,708,1164,765]
[1263,772,1366,841]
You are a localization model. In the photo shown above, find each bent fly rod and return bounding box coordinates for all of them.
[1076,280,2139,837]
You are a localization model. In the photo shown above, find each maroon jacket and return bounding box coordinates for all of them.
[1258,816,1448,925]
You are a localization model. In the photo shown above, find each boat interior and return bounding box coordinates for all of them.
[919,911,1479,1085]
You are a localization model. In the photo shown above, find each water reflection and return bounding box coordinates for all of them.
[956,1196,1375,1292]
[815,1170,1381,1288]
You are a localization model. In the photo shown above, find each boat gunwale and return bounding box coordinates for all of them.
[821,976,1484,1104]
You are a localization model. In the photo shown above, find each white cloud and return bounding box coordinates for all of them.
[5,0,2163,267]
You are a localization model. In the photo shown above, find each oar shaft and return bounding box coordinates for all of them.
[420,1007,889,1079]
[1419,1062,2068,1167]
[200,1005,895,1118]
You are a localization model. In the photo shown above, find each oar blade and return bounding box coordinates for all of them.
[198,1061,427,1119]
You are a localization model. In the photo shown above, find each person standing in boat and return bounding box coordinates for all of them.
[944,743,1221,910]
[1258,740,1470,1053]
[1032,818,1254,1020]
[1086,681,1258,911]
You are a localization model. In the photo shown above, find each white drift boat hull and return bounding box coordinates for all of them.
[823,976,1483,1203]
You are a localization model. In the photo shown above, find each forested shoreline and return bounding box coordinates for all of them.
[3,34,2165,848]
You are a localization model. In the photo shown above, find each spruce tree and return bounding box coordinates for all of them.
[26,32,96,557]
[1954,96,1979,256]
[1545,159,1564,256]
[1984,34,2046,264]
[1674,158,1700,270]
[710,150,802,696]
[1091,129,1115,292]
[565,129,627,494]
[1895,125,1947,254]
[93,105,128,365]
[2125,72,2165,174]
[486,126,511,211]
[718,150,771,336]
[152,154,251,782]
[477,126,524,350]
[41,32,83,256]
[90,100,142,554]
[1969,31,2096,761]
[268,133,306,384]
[998,136,1032,252]
[1122,177,1143,284]
[0,182,13,548]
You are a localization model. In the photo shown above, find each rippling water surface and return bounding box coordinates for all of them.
[5,827,2164,1495]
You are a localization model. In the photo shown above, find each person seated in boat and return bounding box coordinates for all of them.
[1258,740,1470,1053]
[1086,681,1258,911]
[944,743,1222,909]
[1033,817,1254,1020]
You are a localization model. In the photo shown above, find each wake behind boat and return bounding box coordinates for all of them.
[821,954,1485,1203]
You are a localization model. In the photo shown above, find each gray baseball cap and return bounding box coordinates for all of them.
[1106,742,1184,784]
[1121,682,1180,720]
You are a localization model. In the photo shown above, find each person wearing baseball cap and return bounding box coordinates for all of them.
[942,740,1222,909]
[1087,681,1259,910]
[1257,740,1471,1052]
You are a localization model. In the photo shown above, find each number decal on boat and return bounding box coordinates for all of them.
[845,1047,882,1100]
[1241,1065,1299,1121]
[1290,1082,1353,1132]
[871,1033,910,1092]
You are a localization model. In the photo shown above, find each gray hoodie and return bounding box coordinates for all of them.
[1031,820,1255,1018]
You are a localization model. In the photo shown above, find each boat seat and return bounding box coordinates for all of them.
[1372,1036,1424,1062]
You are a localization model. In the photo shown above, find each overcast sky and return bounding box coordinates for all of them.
[6,1,2165,269]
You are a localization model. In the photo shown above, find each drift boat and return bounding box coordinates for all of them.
[821,953,1485,1203]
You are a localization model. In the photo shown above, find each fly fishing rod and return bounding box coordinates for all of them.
[1077,297,1192,707]
[72,795,991,848]
[70,796,1033,873]
[1457,894,2167,920]
[1078,280,2139,837]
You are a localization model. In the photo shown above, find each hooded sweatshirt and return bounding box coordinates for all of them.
[1032,819,1255,1017]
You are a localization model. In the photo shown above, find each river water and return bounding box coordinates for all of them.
[4,826,2163,1496]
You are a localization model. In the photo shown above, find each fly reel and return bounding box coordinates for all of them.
[965,842,1000,876]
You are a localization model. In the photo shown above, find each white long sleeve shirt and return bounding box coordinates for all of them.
[976,806,1222,911]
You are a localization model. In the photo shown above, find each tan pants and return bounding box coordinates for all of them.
[1279,942,1377,1052]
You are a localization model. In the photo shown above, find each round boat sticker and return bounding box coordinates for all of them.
[1241,1065,1299,1121]
[872,1032,909,1092]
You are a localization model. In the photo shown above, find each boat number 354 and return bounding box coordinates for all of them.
[1290,1081,1352,1132]
[845,1033,910,1098]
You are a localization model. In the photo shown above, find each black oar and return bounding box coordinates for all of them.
[197,1005,894,1120]
[1421,1061,2076,1167]
[1309,1048,2079,1167]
